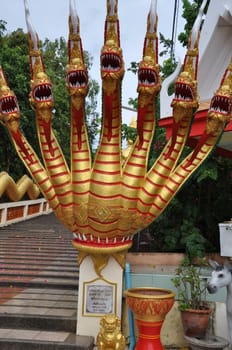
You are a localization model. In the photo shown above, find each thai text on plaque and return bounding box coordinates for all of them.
[85,285,114,314]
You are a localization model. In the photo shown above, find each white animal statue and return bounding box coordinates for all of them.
[207,259,232,346]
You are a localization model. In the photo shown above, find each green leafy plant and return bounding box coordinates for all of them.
[179,219,206,262]
[172,257,209,310]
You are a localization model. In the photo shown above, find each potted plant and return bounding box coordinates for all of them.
[172,257,211,338]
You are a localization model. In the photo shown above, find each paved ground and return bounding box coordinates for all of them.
[0,213,94,350]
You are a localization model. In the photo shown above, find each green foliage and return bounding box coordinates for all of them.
[0,20,7,37]
[179,220,206,262]
[127,61,139,75]
[160,58,179,95]
[122,124,137,144]
[128,97,138,111]
[0,28,34,179]
[159,33,173,58]
[126,63,139,111]
[178,0,210,47]
[172,257,208,310]
[196,160,218,182]
[130,154,232,256]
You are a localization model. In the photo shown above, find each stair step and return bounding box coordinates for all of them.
[0,298,77,309]
[0,314,76,332]
[0,213,94,349]
[0,268,78,275]
[0,329,94,350]
[0,254,76,261]
[0,278,78,290]
[1,285,77,309]
[0,287,78,296]
[0,270,79,278]
[0,260,77,267]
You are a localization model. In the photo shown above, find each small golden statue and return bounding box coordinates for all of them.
[96,314,126,350]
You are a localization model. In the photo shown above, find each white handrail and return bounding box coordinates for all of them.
[0,198,52,227]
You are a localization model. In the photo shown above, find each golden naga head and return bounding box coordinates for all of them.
[29,71,54,114]
[137,0,160,96]
[206,69,232,135]
[66,58,89,99]
[24,0,54,114]
[171,70,198,111]
[137,57,160,96]
[101,40,124,82]
[171,0,205,112]
[66,0,89,101]
[0,67,20,132]
[100,0,125,87]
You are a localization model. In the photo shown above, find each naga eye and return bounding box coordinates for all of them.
[218,273,224,278]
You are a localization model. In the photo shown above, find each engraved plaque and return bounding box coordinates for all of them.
[83,280,116,316]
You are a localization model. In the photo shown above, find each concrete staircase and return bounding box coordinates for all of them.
[0,214,94,350]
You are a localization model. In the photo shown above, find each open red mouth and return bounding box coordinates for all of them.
[174,82,194,101]
[138,68,158,86]
[101,53,121,72]
[210,95,232,115]
[33,83,53,102]
[67,70,88,88]
[0,95,18,114]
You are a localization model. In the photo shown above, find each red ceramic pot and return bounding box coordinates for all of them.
[181,308,212,338]
[124,287,175,350]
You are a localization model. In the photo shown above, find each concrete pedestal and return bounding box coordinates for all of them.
[76,255,123,341]
[184,335,229,350]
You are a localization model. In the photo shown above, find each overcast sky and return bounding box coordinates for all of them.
[1,0,186,124]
